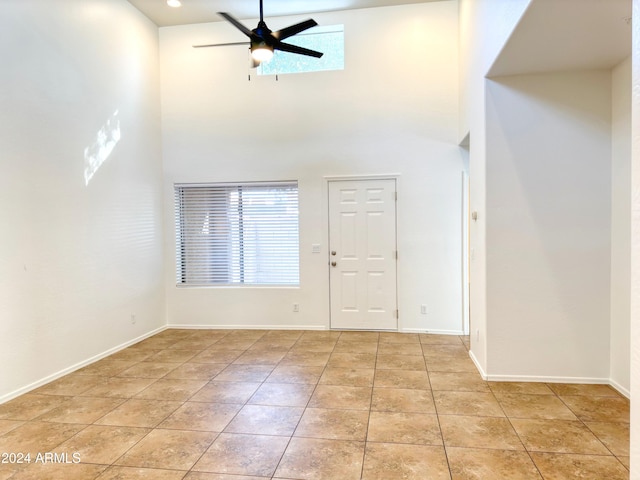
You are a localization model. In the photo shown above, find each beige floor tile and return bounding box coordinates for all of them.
[79,377,157,399]
[280,351,331,367]
[247,382,315,406]
[0,394,70,421]
[362,442,450,480]
[168,338,219,351]
[319,367,375,387]
[184,473,266,480]
[426,356,478,373]
[95,399,182,428]
[116,362,178,379]
[193,433,289,477]
[308,385,372,410]
[294,408,369,441]
[530,452,629,480]
[265,365,324,384]
[36,397,124,424]
[376,355,426,371]
[0,422,85,456]
[206,338,258,351]
[371,388,435,413]
[510,418,609,454]
[379,332,420,344]
[367,411,442,445]
[162,362,226,380]
[618,455,630,469]
[289,340,337,353]
[495,393,578,420]
[560,395,630,423]
[224,404,303,435]
[189,382,260,404]
[585,421,630,456]
[377,343,423,356]
[548,383,623,397]
[488,382,554,395]
[191,349,244,364]
[0,419,24,436]
[34,374,105,396]
[419,334,465,345]
[159,402,241,432]
[447,447,542,480]
[231,349,287,365]
[429,372,490,393]
[147,349,198,363]
[439,415,524,450]
[333,341,379,354]
[213,365,274,383]
[421,344,469,357]
[97,466,187,480]
[248,338,298,351]
[76,359,136,377]
[373,369,430,389]
[298,331,341,341]
[433,391,505,417]
[328,353,377,369]
[116,429,215,470]
[338,331,380,342]
[10,463,107,480]
[108,348,159,363]
[134,379,207,402]
[275,437,365,480]
[55,425,150,464]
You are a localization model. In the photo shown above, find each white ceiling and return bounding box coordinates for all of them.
[489,0,632,76]
[126,0,442,27]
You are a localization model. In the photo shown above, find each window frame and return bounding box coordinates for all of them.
[174,181,300,288]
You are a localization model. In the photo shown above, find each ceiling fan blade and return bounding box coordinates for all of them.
[218,12,254,38]
[273,19,318,41]
[193,41,250,48]
[274,40,324,58]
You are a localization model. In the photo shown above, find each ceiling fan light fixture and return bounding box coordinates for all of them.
[167,0,182,7]
[251,44,274,63]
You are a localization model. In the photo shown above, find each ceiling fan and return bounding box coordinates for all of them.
[193,0,324,67]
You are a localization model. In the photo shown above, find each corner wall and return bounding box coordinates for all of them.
[0,0,165,401]
[485,71,612,381]
[611,56,632,396]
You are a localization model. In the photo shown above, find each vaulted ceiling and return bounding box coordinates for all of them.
[126,0,443,27]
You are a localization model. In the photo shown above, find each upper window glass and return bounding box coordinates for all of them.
[258,25,344,76]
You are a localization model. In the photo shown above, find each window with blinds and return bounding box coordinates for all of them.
[174,182,299,286]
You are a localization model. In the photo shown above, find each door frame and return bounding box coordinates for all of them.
[324,174,400,331]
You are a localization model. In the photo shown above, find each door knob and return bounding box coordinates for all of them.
[331,251,337,256]
[331,261,337,267]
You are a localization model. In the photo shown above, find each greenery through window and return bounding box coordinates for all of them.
[258,25,344,76]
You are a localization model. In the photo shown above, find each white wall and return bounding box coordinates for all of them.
[0,0,165,402]
[160,2,466,333]
[484,71,612,381]
[458,0,531,371]
[611,56,632,396]
[630,0,640,475]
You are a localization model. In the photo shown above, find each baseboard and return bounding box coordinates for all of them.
[606,379,630,399]
[402,328,465,335]
[0,326,167,405]
[166,324,328,331]
[468,349,487,379]
[479,371,630,399]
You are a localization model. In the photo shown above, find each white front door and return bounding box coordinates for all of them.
[328,179,398,330]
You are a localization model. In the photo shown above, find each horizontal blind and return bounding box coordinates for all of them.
[175,182,299,286]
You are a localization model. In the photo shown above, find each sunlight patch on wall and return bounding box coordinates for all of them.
[84,110,121,186]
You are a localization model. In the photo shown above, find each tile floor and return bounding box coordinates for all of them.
[0,329,630,479]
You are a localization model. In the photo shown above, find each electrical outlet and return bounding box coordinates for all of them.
[420,304,427,315]
[476,329,480,341]
[293,303,299,313]
[131,314,136,325]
